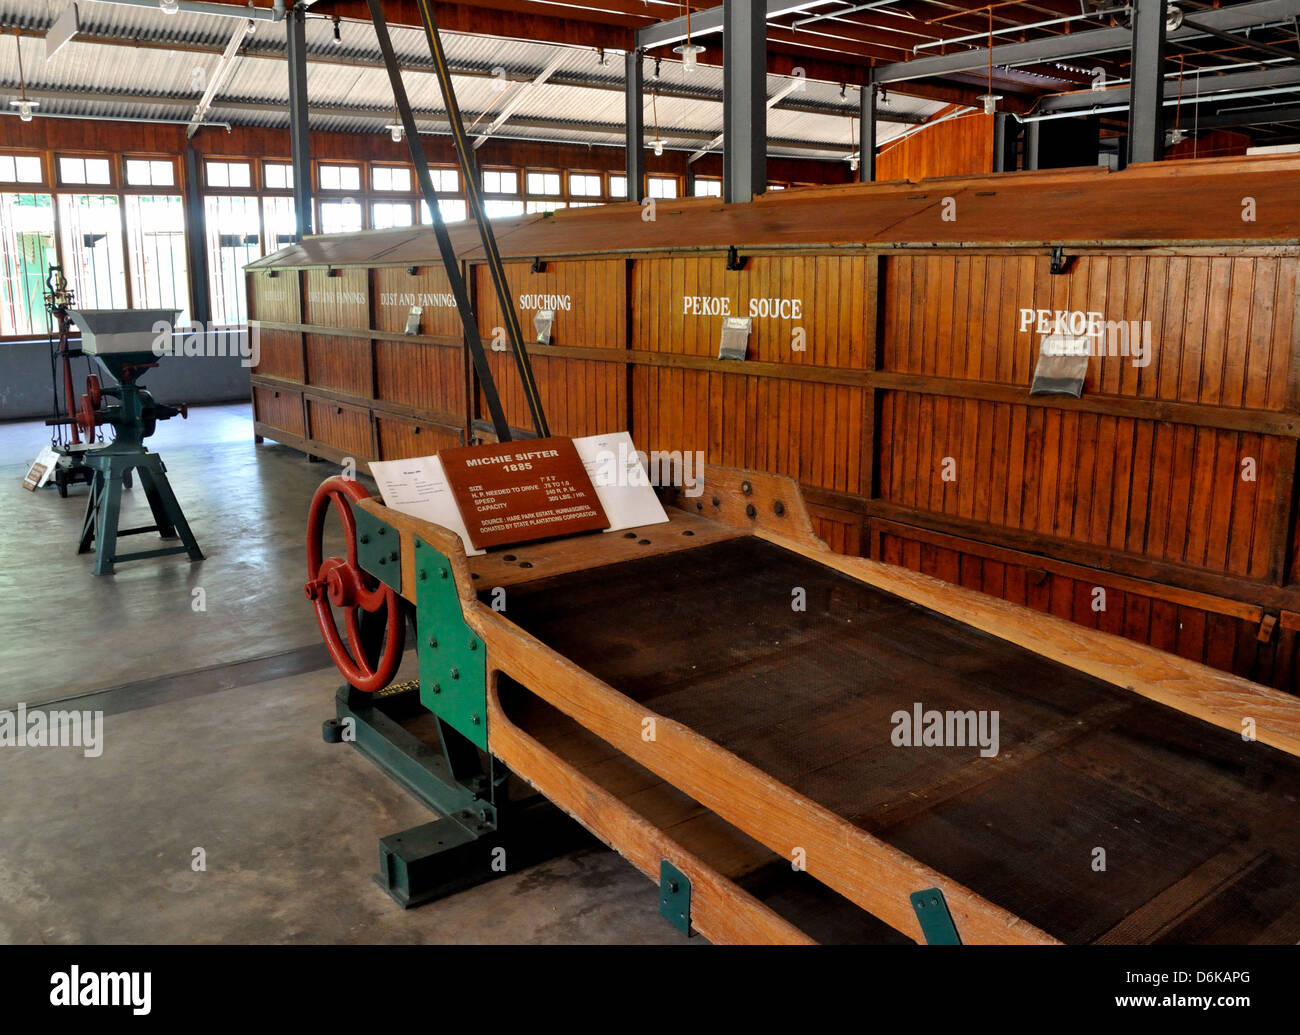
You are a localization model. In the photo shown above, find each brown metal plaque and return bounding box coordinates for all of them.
[439,436,609,550]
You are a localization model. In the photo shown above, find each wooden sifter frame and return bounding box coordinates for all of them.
[355,464,1300,945]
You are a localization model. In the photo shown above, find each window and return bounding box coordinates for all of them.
[372,166,413,192]
[482,169,518,194]
[59,157,112,186]
[420,199,467,224]
[567,202,600,208]
[526,171,562,196]
[319,163,361,191]
[569,173,602,197]
[693,178,722,197]
[262,196,297,251]
[371,201,414,229]
[205,160,252,189]
[484,199,524,220]
[648,176,678,199]
[125,195,189,323]
[430,168,459,193]
[204,195,262,325]
[0,155,43,184]
[125,159,175,188]
[767,183,787,191]
[319,199,363,233]
[58,194,128,308]
[0,193,56,336]
[264,162,294,190]
[609,174,628,199]
[525,199,566,214]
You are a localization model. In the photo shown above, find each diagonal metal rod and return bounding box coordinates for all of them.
[410,0,551,439]
[365,0,512,443]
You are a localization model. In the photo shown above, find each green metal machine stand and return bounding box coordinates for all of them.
[65,307,203,577]
[78,449,202,576]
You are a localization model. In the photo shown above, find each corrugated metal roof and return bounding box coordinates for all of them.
[0,0,948,155]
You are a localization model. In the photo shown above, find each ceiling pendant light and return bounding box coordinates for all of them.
[159,0,180,14]
[650,87,665,156]
[332,17,342,46]
[387,101,404,143]
[9,32,37,122]
[672,4,704,71]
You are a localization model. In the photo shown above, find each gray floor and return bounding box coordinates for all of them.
[0,404,685,944]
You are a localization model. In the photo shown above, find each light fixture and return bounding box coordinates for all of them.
[672,2,704,71]
[1166,4,1184,31]
[1166,127,1187,146]
[673,41,704,71]
[388,124,404,143]
[597,47,608,67]
[848,154,859,172]
[10,32,35,122]
[332,17,342,45]
[978,93,1002,114]
[159,0,180,14]
[653,139,665,156]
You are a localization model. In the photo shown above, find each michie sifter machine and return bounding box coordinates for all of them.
[294,0,1300,945]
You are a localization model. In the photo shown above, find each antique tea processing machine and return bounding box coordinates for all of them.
[59,309,203,576]
[296,0,1300,946]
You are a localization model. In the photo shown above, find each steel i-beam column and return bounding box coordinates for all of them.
[859,79,876,183]
[286,3,313,239]
[722,0,766,202]
[1128,0,1168,165]
[625,47,645,202]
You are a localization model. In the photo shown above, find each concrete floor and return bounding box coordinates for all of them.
[0,404,687,944]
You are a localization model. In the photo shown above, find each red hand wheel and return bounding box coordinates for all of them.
[304,476,405,692]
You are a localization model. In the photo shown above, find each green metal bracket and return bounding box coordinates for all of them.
[659,860,692,936]
[355,506,402,592]
[414,536,488,751]
[910,887,961,945]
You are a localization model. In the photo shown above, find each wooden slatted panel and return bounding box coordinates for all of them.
[481,352,626,439]
[631,254,871,367]
[376,417,461,460]
[307,398,371,458]
[302,267,368,329]
[631,365,711,460]
[877,390,1278,578]
[875,112,995,182]
[475,259,626,349]
[882,254,1298,410]
[306,334,371,396]
[248,270,300,324]
[250,328,303,382]
[372,266,463,336]
[251,385,304,436]
[877,529,1263,684]
[374,339,465,417]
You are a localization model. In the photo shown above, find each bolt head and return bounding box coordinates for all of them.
[470,713,481,724]
[359,534,370,545]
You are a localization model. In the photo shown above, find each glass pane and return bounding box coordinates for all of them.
[60,158,86,185]
[85,159,111,185]
[319,165,339,191]
[373,167,391,191]
[0,193,57,336]
[206,161,229,188]
[57,194,128,309]
[126,160,152,186]
[229,163,251,188]
[484,199,524,219]
[204,195,262,326]
[125,195,190,324]
[16,156,41,182]
[262,195,297,249]
[151,160,175,186]
[371,202,413,229]
[319,199,362,233]
[339,166,360,191]
[0,157,15,181]
[610,174,628,198]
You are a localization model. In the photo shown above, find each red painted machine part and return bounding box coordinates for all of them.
[304,477,405,692]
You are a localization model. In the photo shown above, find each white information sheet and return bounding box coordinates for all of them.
[368,454,486,556]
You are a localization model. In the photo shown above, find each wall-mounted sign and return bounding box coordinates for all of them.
[379,291,457,309]
[533,310,555,345]
[439,436,609,550]
[682,295,734,316]
[307,290,366,306]
[518,293,572,312]
[718,316,752,361]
